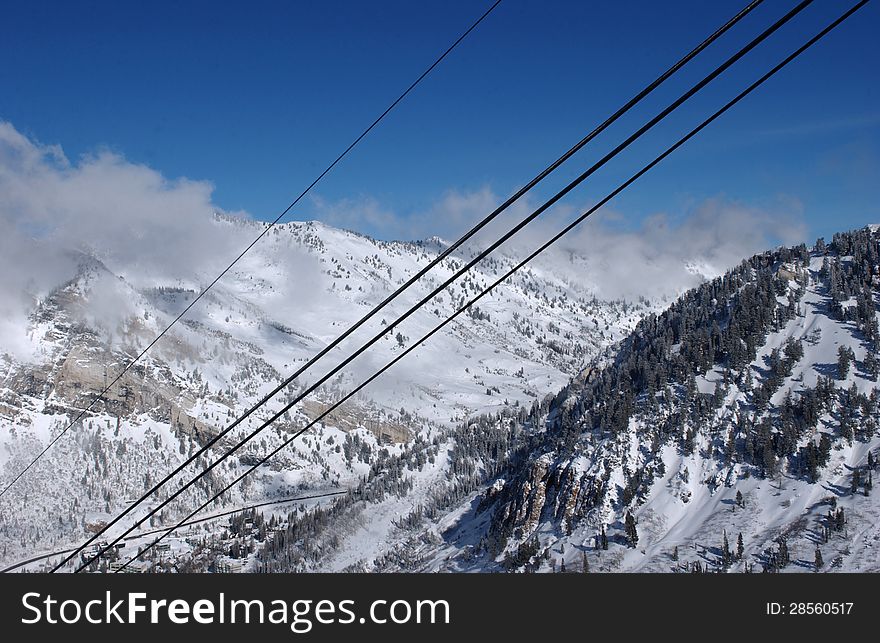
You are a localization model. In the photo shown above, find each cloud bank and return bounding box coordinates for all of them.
[0,120,808,360]
[0,121,245,358]
[0,122,243,289]
[308,187,808,301]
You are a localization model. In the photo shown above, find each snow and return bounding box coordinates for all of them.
[0,215,786,571]
[321,239,880,575]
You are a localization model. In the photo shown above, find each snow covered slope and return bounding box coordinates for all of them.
[0,216,663,567]
[227,227,880,574]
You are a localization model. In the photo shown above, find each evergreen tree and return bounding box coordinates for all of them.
[838,345,853,380]
[819,433,833,466]
[722,530,732,568]
[814,545,823,572]
[865,351,879,382]
[784,336,804,365]
[582,551,589,573]
[682,427,696,456]
[671,546,679,561]
[624,512,638,548]
[778,538,790,568]
[725,430,737,464]
[735,490,744,508]
[736,532,744,560]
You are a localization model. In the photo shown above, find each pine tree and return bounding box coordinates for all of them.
[814,545,823,572]
[725,430,737,464]
[601,527,608,550]
[682,427,696,456]
[865,351,879,382]
[735,490,744,508]
[838,345,853,380]
[736,532,744,560]
[671,546,679,561]
[624,512,639,548]
[778,538,790,568]
[722,530,731,568]
[582,551,589,573]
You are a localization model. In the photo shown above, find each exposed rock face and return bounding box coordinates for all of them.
[301,399,410,444]
[169,404,220,445]
[490,453,609,539]
[1,278,220,446]
[492,454,551,537]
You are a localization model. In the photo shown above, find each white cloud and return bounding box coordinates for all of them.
[537,197,808,300]
[0,120,809,363]
[309,186,545,244]
[308,195,400,237]
[0,121,245,358]
[0,121,244,288]
[306,187,808,301]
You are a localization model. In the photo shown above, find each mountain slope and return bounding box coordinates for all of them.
[0,217,658,568]
[233,227,880,574]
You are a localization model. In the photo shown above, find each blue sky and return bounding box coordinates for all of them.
[1,0,877,244]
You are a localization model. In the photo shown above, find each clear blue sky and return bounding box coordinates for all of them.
[1,0,877,242]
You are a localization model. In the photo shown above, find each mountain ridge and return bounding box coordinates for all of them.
[242,226,880,574]
[0,216,653,567]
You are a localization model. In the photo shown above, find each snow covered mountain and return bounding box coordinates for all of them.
[0,216,660,568]
[10,217,872,575]
[235,226,880,574]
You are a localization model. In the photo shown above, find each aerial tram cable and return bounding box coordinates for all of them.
[54,0,764,570]
[71,0,822,572]
[114,0,870,573]
[0,0,503,500]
